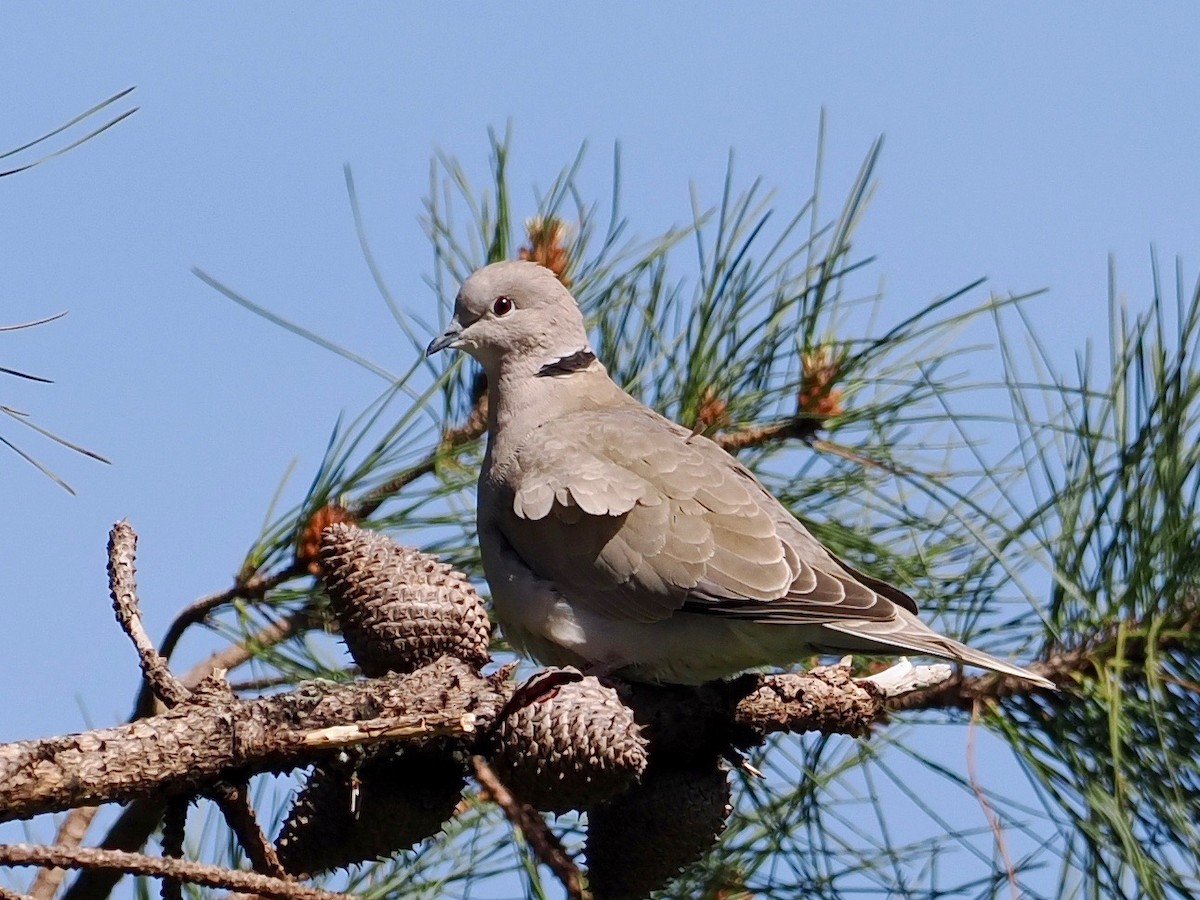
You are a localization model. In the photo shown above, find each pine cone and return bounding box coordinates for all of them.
[489,670,648,813]
[518,216,572,286]
[319,523,491,676]
[694,386,730,431]
[277,747,465,877]
[586,762,732,900]
[798,345,845,421]
[295,504,356,576]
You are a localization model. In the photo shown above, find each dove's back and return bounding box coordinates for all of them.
[432,259,1052,688]
[475,368,987,684]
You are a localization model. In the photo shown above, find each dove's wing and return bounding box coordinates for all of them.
[494,405,908,627]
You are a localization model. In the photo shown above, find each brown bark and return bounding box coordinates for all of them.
[0,659,892,827]
[0,657,498,824]
[0,844,351,900]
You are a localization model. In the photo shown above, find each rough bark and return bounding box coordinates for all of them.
[0,659,887,826]
[0,657,497,824]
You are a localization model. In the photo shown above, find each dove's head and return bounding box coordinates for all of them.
[426,261,594,378]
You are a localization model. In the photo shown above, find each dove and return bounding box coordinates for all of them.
[427,260,1054,689]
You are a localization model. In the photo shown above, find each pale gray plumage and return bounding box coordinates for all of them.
[427,260,1054,689]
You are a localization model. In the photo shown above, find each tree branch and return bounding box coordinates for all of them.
[0,657,497,824]
[108,521,190,709]
[8,652,1078,834]
[138,563,309,716]
[714,417,816,452]
[471,755,588,900]
[1,658,906,828]
[26,803,96,900]
[0,844,351,900]
[350,400,487,521]
[209,781,287,879]
[885,603,1198,713]
[71,606,328,900]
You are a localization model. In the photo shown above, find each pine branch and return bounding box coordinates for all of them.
[471,755,589,900]
[0,844,350,900]
[0,656,494,824]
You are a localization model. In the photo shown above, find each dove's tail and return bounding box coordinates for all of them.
[822,608,1056,691]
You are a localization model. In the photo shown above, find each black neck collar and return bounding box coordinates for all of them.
[536,348,596,377]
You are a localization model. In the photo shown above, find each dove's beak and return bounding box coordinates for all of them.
[426,319,464,356]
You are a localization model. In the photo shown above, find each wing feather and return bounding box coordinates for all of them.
[495,406,910,627]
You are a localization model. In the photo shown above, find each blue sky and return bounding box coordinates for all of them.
[2,3,1199,894]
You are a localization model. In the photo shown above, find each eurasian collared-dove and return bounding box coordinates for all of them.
[427,260,1054,689]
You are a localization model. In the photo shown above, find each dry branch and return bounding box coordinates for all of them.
[209,781,287,879]
[0,657,497,824]
[0,656,910,827]
[68,606,331,900]
[34,516,1076,900]
[107,520,190,709]
[26,803,95,900]
[0,844,351,900]
[471,755,588,900]
[714,417,816,452]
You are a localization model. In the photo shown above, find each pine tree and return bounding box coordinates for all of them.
[5,126,1197,900]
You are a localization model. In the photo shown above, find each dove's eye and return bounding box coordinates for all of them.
[492,296,513,316]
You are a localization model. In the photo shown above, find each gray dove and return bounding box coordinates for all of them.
[427,260,1053,689]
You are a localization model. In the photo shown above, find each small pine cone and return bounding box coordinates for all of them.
[798,345,845,421]
[518,216,572,286]
[489,672,648,813]
[277,748,465,877]
[319,523,491,676]
[296,504,357,576]
[586,763,733,900]
[693,386,730,432]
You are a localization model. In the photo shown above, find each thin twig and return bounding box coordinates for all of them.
[136,599,322,720]
[443,398,489,447]
[351,464,434,520]
[154,562,307,672]
[885,666,1062,714]
[27,805,96,900]
[967,701,1019,900]
[148,396,490,680]
[59,799,168,900]
[180,607,328,693]
[74,608,327,900]
[108,521,190,708]
[135,402,485,710]
[470,755,589,900]
[0,844,350,900]
[208,782,287,879]
[714,417,813,452]
[228,671,341,694]
[884,612,1200,713]
[148,392,487,693]
[710,416,913,474]
[351,402,487,521]
[139,392,485,686]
